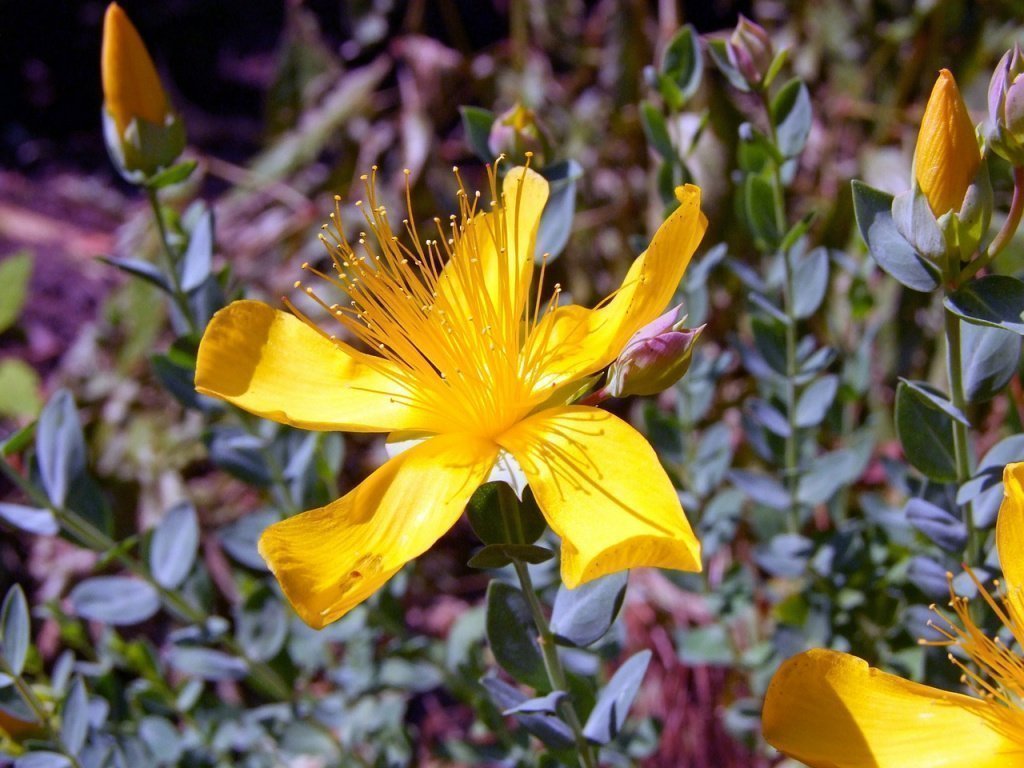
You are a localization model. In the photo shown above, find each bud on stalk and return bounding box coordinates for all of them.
[604,305,703,398]
[726,15,774,89]
[101,3,184,181]
[488,103,550,167]
[987,44,1024,167]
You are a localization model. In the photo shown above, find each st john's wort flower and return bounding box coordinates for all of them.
[195,164,707,628]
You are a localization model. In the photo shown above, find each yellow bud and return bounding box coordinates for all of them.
[913,69,980,217]
[101,3,169,136]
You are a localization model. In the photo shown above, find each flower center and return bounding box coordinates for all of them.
[288,162,560,437]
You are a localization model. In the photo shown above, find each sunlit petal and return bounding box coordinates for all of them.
[763,649,1022,768]
[526,184,706,392]
[498,405,700,587]
[997,462,1024,626]
[259,433,498,628]
[196,300,439,433]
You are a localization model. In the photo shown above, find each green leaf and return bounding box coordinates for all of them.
[466,482,546,545]
[744,174,779,247]
[149,501,199,589]
[898,379,970,426]
[550,571,628,648]
[1,585,29,675]
[0,502,58,536]
[640,101,675,161]
[485,582,547,690]
[771,79,812,158]
[460,106,496,162]
[582,650,651,745]
[99,256,172,293]
[144,159,198,190]
[166,646,248,681]
[0,359,41,418]
[792,246,830,319]
[794,374,838,428]
[944,275,1024,335]
[706,38,750,91]
[660,25,703,101]
[481,677,575,749]
[961,320,1021,403]
[180,206,214,292]
[0,252,33,334]
[60,676,88,754]
[68,577,160,626]
[851,181,938,292]
[535,159,582,260]
[894,380,957,482]
[205,426,272,487]
[35,389,86,508]
[467,543,554,569]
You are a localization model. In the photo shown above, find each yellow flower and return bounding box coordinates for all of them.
[913,69,981,218]
[762,462,1024,767]
[195,165,707,628]
[101,3,170,137]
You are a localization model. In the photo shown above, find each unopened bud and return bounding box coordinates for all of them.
[605,305,703,398]
[987,44,1024,166]
[913,70,981,218]
[487,103,549,167]
[101,3,184,181]
[726,15,773,89]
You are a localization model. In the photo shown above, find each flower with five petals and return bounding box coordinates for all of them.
[195,165,707,628]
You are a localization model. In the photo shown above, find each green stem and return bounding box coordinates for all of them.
[495,486,596,767]
[145,186,198,335]
[943,309,978,565]
[0,659,83,768]
[510,0,528,74]
[961,164,1024,282]
[511,559,597,768]
[760,89,801,532]
[0,457,292,701]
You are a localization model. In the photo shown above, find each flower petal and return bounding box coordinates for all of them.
[196,300,439,433]
[526,184,706,391]
[259,433,498,628]
[436,166,548,325]
[997,461,1024,626]
[497,406,700,587]
[763,649,1021,768]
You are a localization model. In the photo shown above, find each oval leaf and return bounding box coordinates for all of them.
[944,275,1024,335]
[150,502,200,589]
[550,571,628,648]
[69,577,160,626]
[1,585,30,675]
[894,381,957,482]
[582,650,652,745]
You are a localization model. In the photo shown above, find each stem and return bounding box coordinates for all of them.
[145,186,198,335]
[494,486,596,767]
[511,559,597,768]
[962,164,1024,282]
[943,309,978,565]
[510,0,528,74]
[0,660,83,768]
[0,457,292,701]
[760,89,801,532]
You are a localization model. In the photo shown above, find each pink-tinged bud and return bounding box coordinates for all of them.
[726,15,773,88]
[487,103,550,167]
[605,305,704,397]
[988,44,1024,166]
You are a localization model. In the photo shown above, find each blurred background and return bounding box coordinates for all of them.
[2,1,1021,766]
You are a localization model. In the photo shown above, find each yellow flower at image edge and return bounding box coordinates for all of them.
[195,166,707,629]
[762,462,1024,768]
